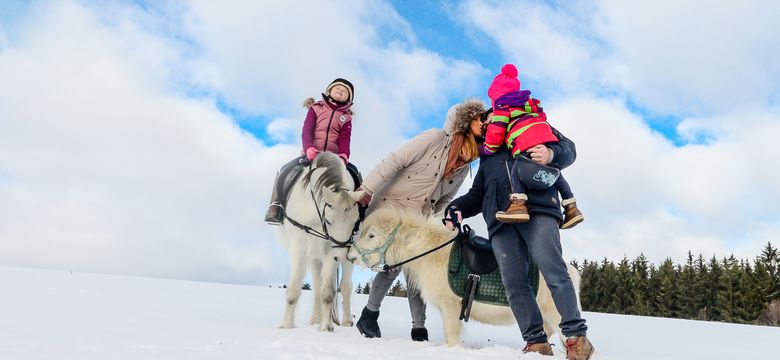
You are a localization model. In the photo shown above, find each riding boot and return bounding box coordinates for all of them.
[356,306,381,338]
[265,157,306,225]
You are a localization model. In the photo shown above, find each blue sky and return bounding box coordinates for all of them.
[1,0,779,286]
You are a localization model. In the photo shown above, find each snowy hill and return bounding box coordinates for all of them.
[0,266,777,359]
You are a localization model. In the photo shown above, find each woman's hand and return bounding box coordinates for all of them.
[528,145,552,165]
[357,187,372,207]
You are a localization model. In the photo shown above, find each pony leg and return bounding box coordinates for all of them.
[318,256,339,332]
[339,261,354,327]
[280,244,307,329]
[309,259,323,326]
[440,297,464,346]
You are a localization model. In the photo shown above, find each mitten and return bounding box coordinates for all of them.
[305,147,319,160]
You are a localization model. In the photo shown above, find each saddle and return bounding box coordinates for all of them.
[460,226,497,274]
[447,224,539,322]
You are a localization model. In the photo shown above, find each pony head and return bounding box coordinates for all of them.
[348,209,454,271]
[297,152,363,244]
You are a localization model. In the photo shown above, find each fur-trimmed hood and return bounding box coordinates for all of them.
[443,98,487,135]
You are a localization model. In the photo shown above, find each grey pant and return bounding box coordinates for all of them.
[366,267,427,328]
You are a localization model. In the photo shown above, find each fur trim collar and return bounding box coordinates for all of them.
[443,98,487,135]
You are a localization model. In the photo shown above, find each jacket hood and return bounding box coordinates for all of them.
[443,98,487,135]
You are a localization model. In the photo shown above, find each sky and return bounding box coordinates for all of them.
[1,0,780,286]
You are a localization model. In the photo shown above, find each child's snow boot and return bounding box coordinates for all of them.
[496,193,530,223]
[560,198,584,230]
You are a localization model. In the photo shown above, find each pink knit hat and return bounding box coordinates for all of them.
[487,64,521,104]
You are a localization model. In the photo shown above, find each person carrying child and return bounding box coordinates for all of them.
[481,64,583,229]
[265,78,361,225]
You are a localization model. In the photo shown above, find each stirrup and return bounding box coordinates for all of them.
[459,274,480,322]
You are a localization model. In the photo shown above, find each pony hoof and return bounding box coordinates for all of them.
[278,323,294,329]
[319,324,334,332]
[341,319,354,327]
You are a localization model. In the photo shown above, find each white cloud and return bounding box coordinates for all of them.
[547,97,780,264]
[462,0,780,118]
[0,0,488,285]
[0,1,293,284]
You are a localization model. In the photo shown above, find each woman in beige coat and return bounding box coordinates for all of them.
[355,98,487,341]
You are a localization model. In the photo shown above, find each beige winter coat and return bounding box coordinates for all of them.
[363,99,486,217]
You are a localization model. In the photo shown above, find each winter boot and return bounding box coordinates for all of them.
[411,327,428,342]
[356,307,381,338]
[495,193,530,223]
[264,203,284,225]
[523,341,554,356]
[565,336,594,360]
[560,198,584,230]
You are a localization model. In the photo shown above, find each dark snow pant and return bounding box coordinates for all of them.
[491,214,587,343]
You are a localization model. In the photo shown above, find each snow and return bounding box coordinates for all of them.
[0,266,777,359]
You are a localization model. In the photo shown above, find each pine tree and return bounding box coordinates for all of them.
[693,254,710,320]
[629,254,650,315]
[355,283,363,294]
[579,259,600,311]
[678,252,699,319]
[653,258,679,318]
[389,280,407,297]
[716,255,741,323]
[758,242,780,301]
[362,281,371,294]
[706,256,724,321]
[611,257,634,314]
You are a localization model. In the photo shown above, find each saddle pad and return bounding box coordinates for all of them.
[447,238,539,306]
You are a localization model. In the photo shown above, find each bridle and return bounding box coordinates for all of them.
[353,221,459,272]
[352,223,401,272]
[284,167,359,248]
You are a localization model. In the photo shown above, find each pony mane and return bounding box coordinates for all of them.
[366,208,455,247]
[303,152,352,192]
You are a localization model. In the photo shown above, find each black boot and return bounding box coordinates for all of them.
[356,307,381,338]
[411,327,428,342]
[264,203,284,225]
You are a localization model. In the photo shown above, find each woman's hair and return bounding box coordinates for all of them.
[444,129,479,178]
[461,132,479,163]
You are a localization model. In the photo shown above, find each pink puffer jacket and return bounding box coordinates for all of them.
[301,95,353,160]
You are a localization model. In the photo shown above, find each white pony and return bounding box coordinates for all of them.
[277,152,363,332]
[348,208,581,346]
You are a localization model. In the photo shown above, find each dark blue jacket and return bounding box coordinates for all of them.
[448,127,576,237]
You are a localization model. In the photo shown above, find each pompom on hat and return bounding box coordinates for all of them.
[326,78,354,103]
[487,64,521,105]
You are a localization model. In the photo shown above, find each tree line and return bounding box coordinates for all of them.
[575,242,780,326]
[350,242,780,327]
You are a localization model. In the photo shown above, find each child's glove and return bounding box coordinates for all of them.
[305,147,319,160]
[338,153,349,165]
